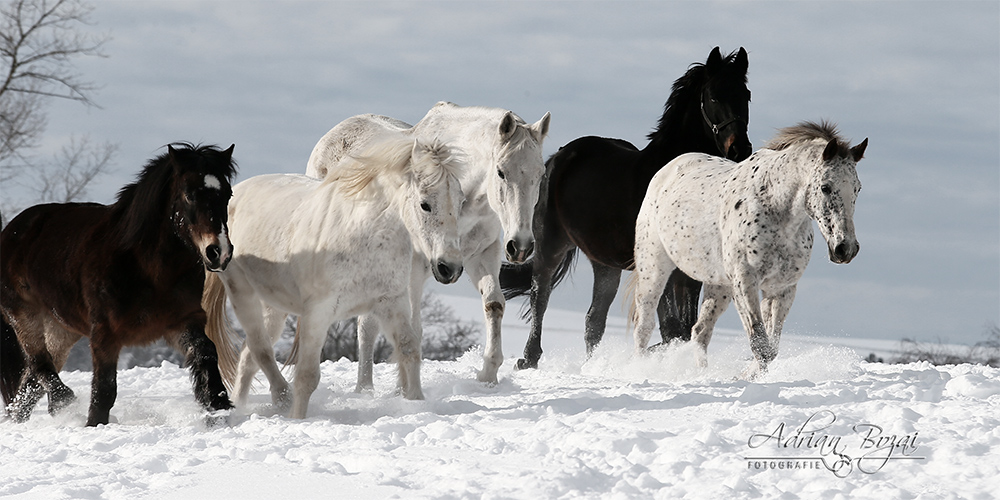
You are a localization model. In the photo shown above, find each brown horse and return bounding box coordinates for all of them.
[1,143,237,426]
[500,47,752,369]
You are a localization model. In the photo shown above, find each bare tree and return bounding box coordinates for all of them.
[1,0,115,225]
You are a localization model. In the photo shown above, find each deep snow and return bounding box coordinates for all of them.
[2,296,998,499]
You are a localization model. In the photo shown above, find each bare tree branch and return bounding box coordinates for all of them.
[0,0,115,225]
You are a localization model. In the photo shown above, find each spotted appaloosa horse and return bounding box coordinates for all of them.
[1,144,237,426]
[631,121,867,376]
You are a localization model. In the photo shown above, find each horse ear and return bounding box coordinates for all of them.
[707,46,722,68]
[499,112,518,141]
[851,138,868,162]
[822,139,840,161]
[530,112,551,143]
[735,47,749,74]
[223,144,235,159]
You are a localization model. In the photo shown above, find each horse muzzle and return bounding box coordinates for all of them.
[204,242,233,272]
[828,240,859,264]
[505,237,534,264]
[723,133,753,162]
[433,260,463,285]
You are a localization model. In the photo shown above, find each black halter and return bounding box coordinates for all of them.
[700,93,745,138]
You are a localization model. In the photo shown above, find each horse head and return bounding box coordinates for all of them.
[406,140,466,284]
[699,46,752,161]
[488,111,551,264]
[169,143,237,272]
[806,135,868,264]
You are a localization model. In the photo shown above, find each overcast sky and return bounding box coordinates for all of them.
[12,1,999,347]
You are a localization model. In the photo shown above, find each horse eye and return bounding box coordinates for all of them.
[420,202,432,212]
[821,184,832,195]
[497,169,505,180]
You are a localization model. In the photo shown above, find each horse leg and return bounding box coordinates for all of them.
[289,312,327,419]
[355,314,379,393]
[762,285,797,361]
[730,274,771,377]
[378,297,424,400]
[690,285,731,368]
[465,240,504,383]
[632,211,677,352]
[41,321,81,416]
[396,255,430,395]
[87,330,121,426]
[584,261,621,356]
[179,323,234,416]
[6,315,75,422]
[657,271,701,343]
[231,296,289,410]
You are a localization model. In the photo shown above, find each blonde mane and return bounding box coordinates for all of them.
[322,136,463,198]
[765,120,852,156]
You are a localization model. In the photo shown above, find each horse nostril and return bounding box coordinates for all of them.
[437,262,461,283]
[505,240,517,258]
[206,244,221,263]
[524,240,534,259]
[834,242,854,262]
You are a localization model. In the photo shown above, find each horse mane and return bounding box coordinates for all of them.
[323,137,463,198]
[648,48,748,142]
[765,120,850,155]
[113,143,237,248]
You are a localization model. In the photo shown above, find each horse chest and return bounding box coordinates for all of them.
[721,208,813,286]
[458,201,501,253]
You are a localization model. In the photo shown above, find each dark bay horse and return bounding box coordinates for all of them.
[1,144,237,426]
[500,47,752,369]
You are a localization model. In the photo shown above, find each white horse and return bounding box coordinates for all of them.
[631,121,867,376]
[307,101,551,386]
[203,137,464,418]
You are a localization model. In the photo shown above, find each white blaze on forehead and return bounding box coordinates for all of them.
[204,174,221,190]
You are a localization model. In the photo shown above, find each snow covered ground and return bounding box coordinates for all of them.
[2,295,998,499]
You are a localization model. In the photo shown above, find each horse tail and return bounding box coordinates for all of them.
[0,316,26,408]
[624,269,641,332]
[500,248,578,319]
[499,260,534,300]
[202,272,240,391]
[500,248,578,300]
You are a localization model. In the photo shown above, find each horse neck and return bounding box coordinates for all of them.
[747,148,816,223]
[639,105,717,178]
[111,177,187,256]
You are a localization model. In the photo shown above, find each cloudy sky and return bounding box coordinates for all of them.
[14,1,999,346]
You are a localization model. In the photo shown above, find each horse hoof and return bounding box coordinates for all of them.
[515,358,538,370]
[476,370,499,386]
[204,409,232,428]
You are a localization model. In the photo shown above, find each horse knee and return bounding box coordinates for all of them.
[485,300,504,318]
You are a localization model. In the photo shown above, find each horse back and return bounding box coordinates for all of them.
[307,114,412,179]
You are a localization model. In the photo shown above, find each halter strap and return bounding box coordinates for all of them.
[700,94,745,138]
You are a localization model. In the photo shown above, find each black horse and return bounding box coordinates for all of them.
[501,47,752,369]
[1,144,237,426]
